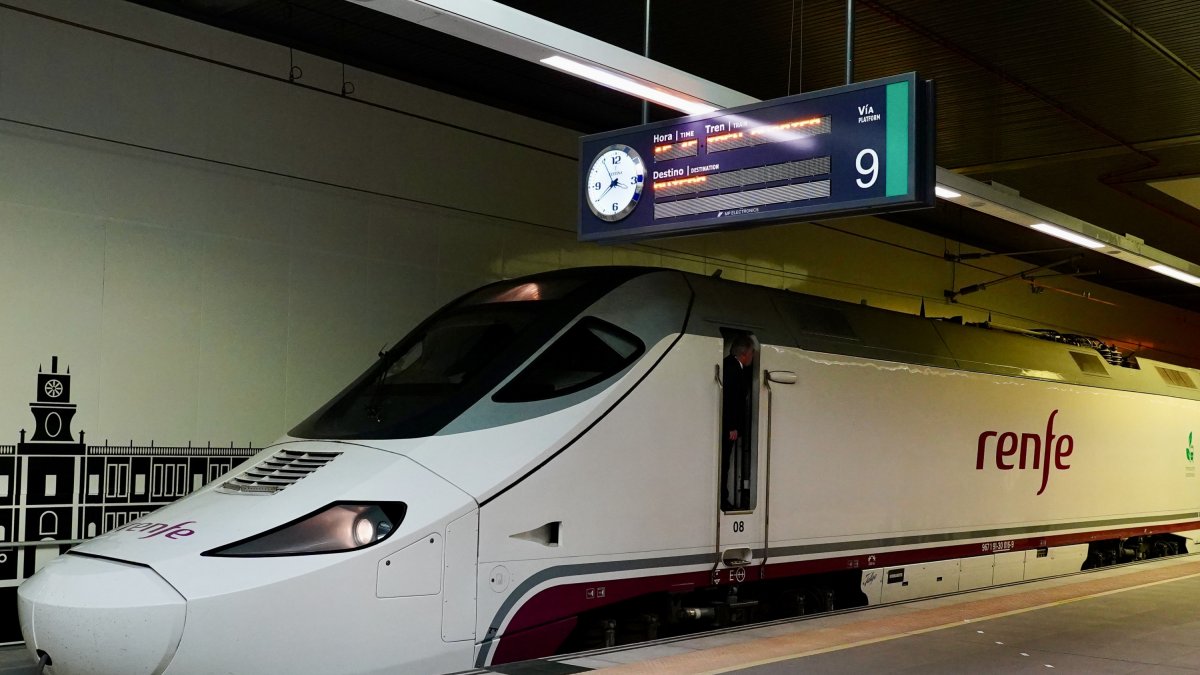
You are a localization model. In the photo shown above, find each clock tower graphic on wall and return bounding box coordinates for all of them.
[0,356,257,643]
[27,356,82,449]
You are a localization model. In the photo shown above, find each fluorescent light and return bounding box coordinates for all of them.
[936,167,1200,286]
[1150,264,1200,285]
[1030,223,1105,250]
[541,56,719,115]
[934,186,961,199]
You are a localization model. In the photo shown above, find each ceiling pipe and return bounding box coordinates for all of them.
[844,0,854,85]
[641,0,651,124]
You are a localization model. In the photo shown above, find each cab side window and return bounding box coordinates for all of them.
[494,318,644,403]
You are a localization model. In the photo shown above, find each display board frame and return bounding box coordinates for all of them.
[578,73,935,244]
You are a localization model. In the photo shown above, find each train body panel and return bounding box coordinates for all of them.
[471,333,1200,663]
[16,267,1200,673]
[18,556,185,675]
[162,543,475,674]
[473,335,721,650]
[476,335,718,564]
[765,347,1200,551]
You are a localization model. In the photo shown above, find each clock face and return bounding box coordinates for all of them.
[44,378,64,399]
[585,145,645,222]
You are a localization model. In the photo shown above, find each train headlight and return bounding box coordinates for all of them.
[353,515,376,547]
[203,502,406,557]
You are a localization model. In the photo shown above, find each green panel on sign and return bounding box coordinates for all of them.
[885,81,909,197]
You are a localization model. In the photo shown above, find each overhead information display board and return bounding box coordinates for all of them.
[578,73,934,243]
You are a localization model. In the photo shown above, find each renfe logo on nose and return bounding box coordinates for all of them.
[976,410,1074,496]
[113,520,196,540]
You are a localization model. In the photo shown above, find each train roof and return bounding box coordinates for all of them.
[579,267,1200,403]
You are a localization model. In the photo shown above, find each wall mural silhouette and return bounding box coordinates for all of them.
[0,356,256,643]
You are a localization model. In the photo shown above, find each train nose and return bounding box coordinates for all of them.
[18,554,186,675]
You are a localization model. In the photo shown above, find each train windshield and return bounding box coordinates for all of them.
[290,269,646,440]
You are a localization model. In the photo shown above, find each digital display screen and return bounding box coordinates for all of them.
[578,73,934,244]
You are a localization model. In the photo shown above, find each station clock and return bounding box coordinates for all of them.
[584,144,645,222]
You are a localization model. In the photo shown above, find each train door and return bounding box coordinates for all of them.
[716,330,765,580]
[442,510,478,644]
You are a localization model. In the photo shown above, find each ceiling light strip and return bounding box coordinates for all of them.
[1029,223,1105,250]
[936,167,1200,288]
[540,57,718,115]
[1150,265,1200,286]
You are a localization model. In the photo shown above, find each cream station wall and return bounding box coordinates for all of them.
[1,0,1198,452]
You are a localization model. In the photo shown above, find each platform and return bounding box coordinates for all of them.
[502,555,1200,674]
[0,646,35,675]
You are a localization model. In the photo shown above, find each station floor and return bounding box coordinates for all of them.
[0,646,34,675]
[496,554,1200,675]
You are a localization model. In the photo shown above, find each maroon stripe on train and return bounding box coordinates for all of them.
[765,520,1200,579]
[487,617,579,665]
[501,570,714,635]
[488,519,1200,665]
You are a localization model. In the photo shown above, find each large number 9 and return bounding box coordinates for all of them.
[855,148,879,189]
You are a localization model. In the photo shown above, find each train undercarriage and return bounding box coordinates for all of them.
[559,569,866,653]
[559,535,1189,654]
[1083,534,1186,569]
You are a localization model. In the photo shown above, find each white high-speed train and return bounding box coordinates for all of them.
[18,267,1200,674]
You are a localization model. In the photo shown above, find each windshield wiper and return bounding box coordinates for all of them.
[364,343,393,423]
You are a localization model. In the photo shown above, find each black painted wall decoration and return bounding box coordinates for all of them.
[30,356,76,444]
[0,357,258,644]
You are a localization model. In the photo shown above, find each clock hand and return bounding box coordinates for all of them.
[596,182,616,201]
[601,159,614,181]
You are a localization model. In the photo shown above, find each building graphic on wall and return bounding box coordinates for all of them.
[0,357,257,642]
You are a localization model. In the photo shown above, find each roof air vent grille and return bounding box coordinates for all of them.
[219,449,341,495]
[1156,366,1197,389]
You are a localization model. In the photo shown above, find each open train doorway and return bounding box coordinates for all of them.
[720,329,758,511]
[716,328,764,574]
[720,329,758,513]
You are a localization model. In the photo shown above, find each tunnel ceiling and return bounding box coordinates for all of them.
[126,0,1200,312]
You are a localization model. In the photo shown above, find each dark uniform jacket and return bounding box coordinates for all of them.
[722,354,751,438]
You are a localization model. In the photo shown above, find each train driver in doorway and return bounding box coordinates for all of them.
[722,335,755,511]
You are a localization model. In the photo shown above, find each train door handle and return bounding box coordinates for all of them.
[766,370,797,384]
[722,547,753,566]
